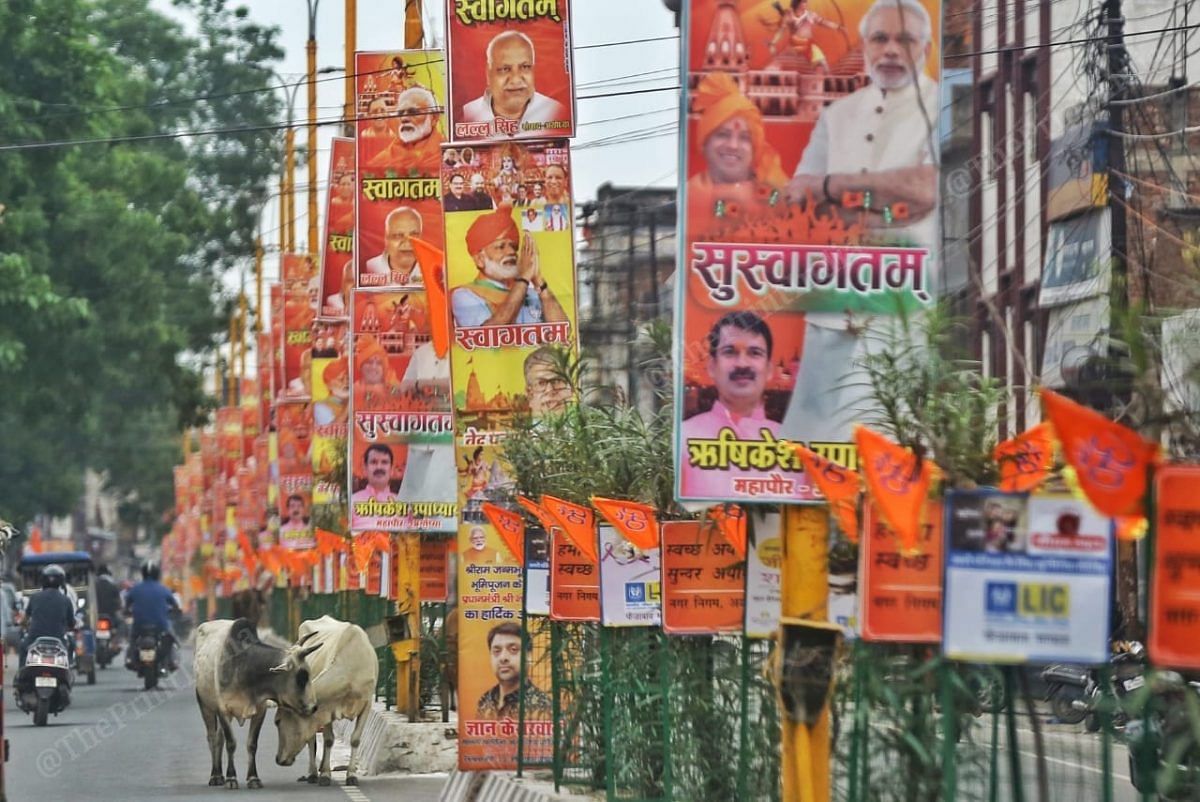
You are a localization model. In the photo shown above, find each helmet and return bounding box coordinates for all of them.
[141,561,161,581]
[42,564,66,589]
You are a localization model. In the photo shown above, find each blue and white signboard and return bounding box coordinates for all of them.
[943,491,1112,664]
[598,525,662,628]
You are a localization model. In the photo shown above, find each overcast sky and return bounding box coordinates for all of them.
[230,0,681,252]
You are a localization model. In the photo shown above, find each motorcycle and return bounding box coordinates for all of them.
[94,614,122,669]
[1040,662,1091,724]
[15,637,74,726]
[1126,670,1200,799]
[1040,641,1146,728]
[126,626,172,690]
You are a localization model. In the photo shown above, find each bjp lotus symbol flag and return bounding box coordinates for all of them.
[482,502,526,565]
[993,422,1055,493]
[1040,389,1159,517]
[591,497,659,551]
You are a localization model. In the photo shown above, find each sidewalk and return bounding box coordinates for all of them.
[440,769,604,802]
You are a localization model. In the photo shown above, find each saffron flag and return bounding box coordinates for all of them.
[542,495,598,564]
[352,533,389,575]
[855,426,935,552]
[315,528,349,555]
[994,422,1055,493]
[789,443,862,541]
[1041,389,1158,517]
[517,495,557,533]
[591,497,660,551]
[482,502,526,565]
[237,532,258,578]
[411,236,450,359]
[707,504,747,559]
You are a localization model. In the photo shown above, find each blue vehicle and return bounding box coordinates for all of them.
[17,552,99,685]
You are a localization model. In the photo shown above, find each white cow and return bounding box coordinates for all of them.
[274,616,378,786]
[194,618,319,789]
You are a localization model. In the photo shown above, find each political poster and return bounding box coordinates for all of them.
[744,511,782,638]
[311,321,349,504]
[675,0,942,504]
[943,491,1112,664]
[598,525,661,627]
[524,524,551,616]
[276,401,314,551]
[860,501,942,643]
[355,51,447,291]
[661,522,746,634]
[1149,465,1200,669]
[420,537,452,603]
[320,136,356,319]
[349,288,456,532]
[281,254,317,401]
[445,0,576,141]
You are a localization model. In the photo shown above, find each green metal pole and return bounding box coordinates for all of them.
[940,659,958,801]
[1004,667,1025,802]
[602,626,615,799]
[988,690,1000,802]
[1100,664,1113,802]
[847,641,863,802]
[552,621,563,793]
[660,630,673,802]
[517,555,530,777]
[737,635,751,799]
[1140,462,1157,802]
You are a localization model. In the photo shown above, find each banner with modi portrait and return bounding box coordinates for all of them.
[674,0,942,504]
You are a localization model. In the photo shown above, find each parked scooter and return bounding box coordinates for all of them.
[1126,670,1200,799]
[15,637,74,726]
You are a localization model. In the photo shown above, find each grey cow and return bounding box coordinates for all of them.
[193,618,318,789]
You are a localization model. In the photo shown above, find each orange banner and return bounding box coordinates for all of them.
[541,495,597,564]
[994,422,1055,493]
[1149,465,1200,669]
[707,505,747,559]
[419,538,450,602]
[660,522,745,635]
[482,502,525,565]
[791,442,861,540]
[856,426,935,552]
[1041,389,1158,517]
[860,501,942,643]
[591,497,660,551]
[549,529,600,622]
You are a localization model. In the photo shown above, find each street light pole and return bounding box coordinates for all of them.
[345,0,357,132]
[306,0,321,256]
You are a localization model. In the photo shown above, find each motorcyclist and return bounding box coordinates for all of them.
[95,564,124,636]
[20,564,76,668]
[124,561,180,671]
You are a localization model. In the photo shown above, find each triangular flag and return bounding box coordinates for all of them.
[994,422,1055,493]
[1041,389,1158,517]
[855,426,935,552]
[789,443,862,542]
[541,494,598,563]
[591,497,660,551]
[482,502,526,565]
[353,533,380,575]
[237,532,258,578]
[707,504,747,559]
[410,236,449,358]
[518,495,558,533]
[315,528,348,555]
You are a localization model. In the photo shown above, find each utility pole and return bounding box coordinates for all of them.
[306,1,321,256]
[1105,0,1128,308]
[345,0,357,136]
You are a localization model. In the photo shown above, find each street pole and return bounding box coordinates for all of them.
[306,0,321,255]
[344,0,356,134]
[238,291,249,382]
[285,126,297,253]
[254,238,264,335]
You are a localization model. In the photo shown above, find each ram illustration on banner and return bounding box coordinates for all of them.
[349,288,456,532]
[281,254,318,401]
[445,0,575,141]
[320,137,356,319]
[355,51,447,291]
[675,0,941,504]
[311,320,349,504]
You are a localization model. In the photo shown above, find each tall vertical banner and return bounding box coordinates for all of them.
[355,51,447,290]
[277,401,314,550]
[447,140,577,771]
[281,254,317,401]
[311,320,349,503]
[674,0,942,503]
[1149,465,1200,669]
[320,136,356,319]
[445,0,576,141]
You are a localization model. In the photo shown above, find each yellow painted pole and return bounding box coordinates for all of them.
[254,239,264,335]
[277,175,287,256]
[390,533,422,720]
[405,0,424,48]
[781,505,832,802]
[238,292,249,382]
[226,313,237,406]
[285,126,297,253]
[306,37,319,256]
[344,0,356,134]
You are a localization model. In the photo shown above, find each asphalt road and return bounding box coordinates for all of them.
[1,650,445,801]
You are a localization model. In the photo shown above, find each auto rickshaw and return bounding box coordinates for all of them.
[17,552,98,685]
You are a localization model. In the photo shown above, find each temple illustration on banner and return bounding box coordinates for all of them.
[687,0,869,123]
